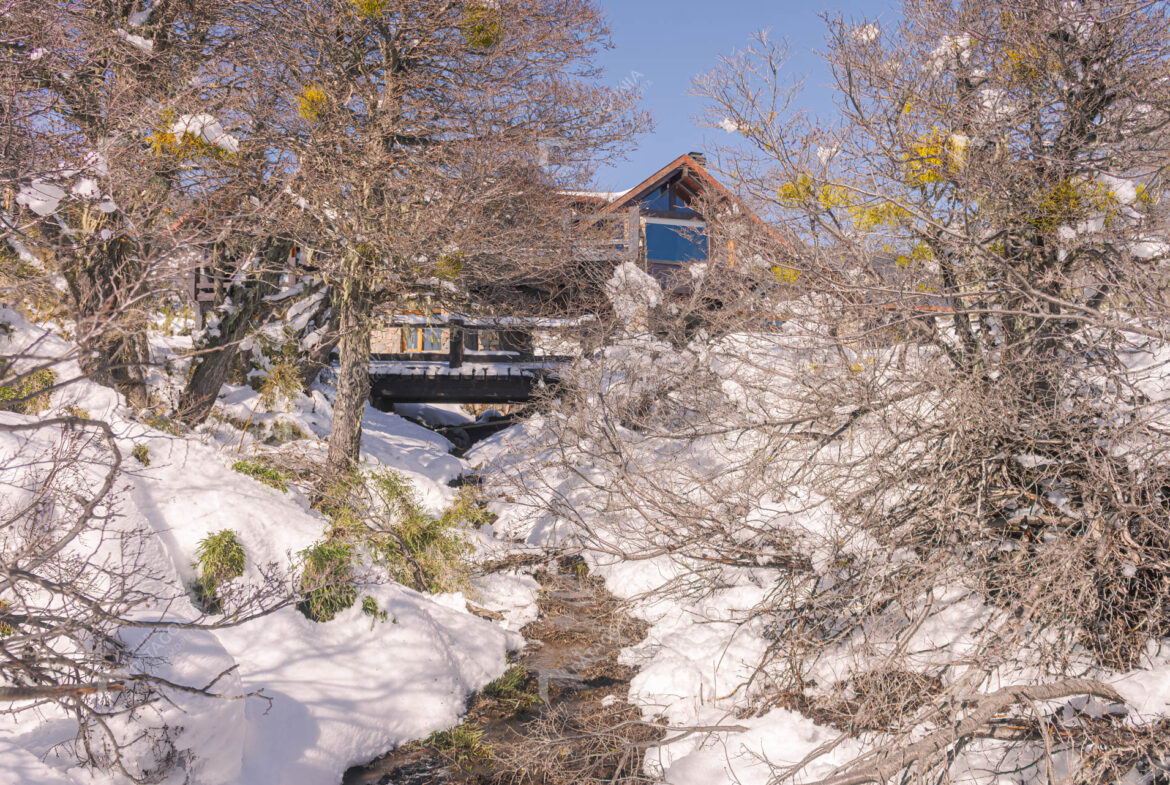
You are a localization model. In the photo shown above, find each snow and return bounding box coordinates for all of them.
[127,6,152,26]
[214,585,511,785]
[654,708,862,785]
[170,114,240,155]
[466,312,1170,785]
[0,740,82,785]
[606,261,663,326]
[395,402,474,427]
[469,571,542,633]
[851,23,880,43]
[71,177,100,200]
[115,28,154,54]
[930,33,973,73]
[1100,173,1140,205]
[0,312,516,785]
[357,404,464,512]
[1132,239,1169,259]
[14,150,116,219]
[16,179,67,217]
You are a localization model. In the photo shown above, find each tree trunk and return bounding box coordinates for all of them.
[325,266,373,477]
[175,242,290,426]
[175,302,261,426]
[67,236,150,410]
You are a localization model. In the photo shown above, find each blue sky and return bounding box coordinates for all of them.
[592,0,897,191]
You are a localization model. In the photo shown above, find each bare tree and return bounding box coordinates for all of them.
[2,1,299,416]
[0,6,340,778]
[260,0,641,477]
[493,1,1170,783]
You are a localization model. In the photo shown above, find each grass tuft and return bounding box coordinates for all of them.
[425,722,492,763]
[0,367,55,414]
[440,485,497,529]
[259,360,302,410]
[368,471,471,594]
[194,530,246,612]
[232,459,290,493]
[131,443,151,466]
[482,664,540,715]
[298,539,357,622]
[361,596,390,629]
[317,469,472,595]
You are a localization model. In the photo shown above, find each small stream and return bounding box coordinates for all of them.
[342,559,657,785]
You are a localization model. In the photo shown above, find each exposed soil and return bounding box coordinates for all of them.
[342,558,659,785]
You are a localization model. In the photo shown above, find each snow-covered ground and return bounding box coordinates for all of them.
[463,264,1170,785]
[6,252,1170,785]
[0,308,526,785]
[468,421,866,785]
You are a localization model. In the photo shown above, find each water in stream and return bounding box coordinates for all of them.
[342,559,658,785]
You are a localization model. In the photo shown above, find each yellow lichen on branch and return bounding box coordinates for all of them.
[349,0,389,20]
[904,127,967,185]
[297,85,329,123]
[462,1,503,49]
[1031,178,1122,232]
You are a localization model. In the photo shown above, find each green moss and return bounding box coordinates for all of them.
[232,459,290,493]
[0,368,55,414]
[298,540,357,622]
[194,530,247,612]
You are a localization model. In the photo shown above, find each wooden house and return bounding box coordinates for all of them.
[370,152,755,356]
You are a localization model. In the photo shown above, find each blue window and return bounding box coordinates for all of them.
[639,185,671,211]
[645,220,708,263]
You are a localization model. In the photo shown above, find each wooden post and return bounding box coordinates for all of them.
[627,207,641,264]
[449,317,464,369]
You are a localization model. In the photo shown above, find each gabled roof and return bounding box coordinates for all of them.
[601,153,741,214]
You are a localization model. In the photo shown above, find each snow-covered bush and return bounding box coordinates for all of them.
[475,3,1170,780]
